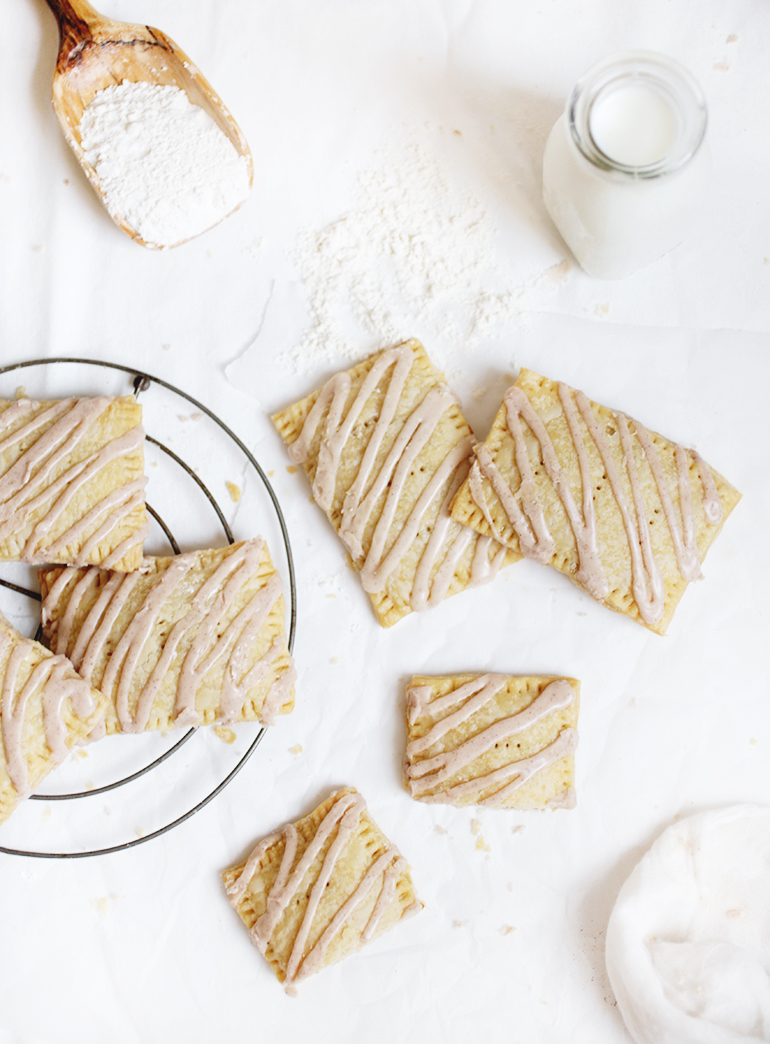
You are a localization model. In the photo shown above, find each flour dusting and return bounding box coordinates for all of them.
[288,139,558,368]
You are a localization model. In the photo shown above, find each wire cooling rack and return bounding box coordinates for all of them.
[0,357,296,859]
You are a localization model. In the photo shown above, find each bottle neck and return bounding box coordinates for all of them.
[568,51,707,181]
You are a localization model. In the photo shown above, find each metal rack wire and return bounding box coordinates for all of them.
[0,357,296,859]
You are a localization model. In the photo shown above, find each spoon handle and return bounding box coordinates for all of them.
[43,0,104,57]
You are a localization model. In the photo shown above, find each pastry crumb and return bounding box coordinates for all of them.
[135,827,144,838]
[92,897,111,918]
[226,481,242,503]
[41,806,52,820]
[330,657,339,664]
[73,747,89,759]
[289,744,303,756]
[750,738,758,745]
[85,781,95,792]
[214,726,237,744]
[594,302,610,317]
[511,824,525,835]
[15,386,27,399]
[475,835,490,852]
[162,343,171,351]
[286,464,298,474]
[434,824,448,835]
[453,920,468,929]
[727,33,738,42]
[501,924,517,936]
[471,818,482,836]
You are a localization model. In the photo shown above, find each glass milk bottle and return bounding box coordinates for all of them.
[542,52,711,279]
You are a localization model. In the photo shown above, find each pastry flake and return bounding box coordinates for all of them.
[450,369,741,634]
[0,613,108,825]
[38,538,295,734]
[222,787,421,992]
[272,339,519,627]
[404,673,579,809]
[0,395,147,571]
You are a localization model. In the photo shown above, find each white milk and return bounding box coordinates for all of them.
[542,53,710,279]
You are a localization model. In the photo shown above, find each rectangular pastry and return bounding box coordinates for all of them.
[222,787,421,992]
[404,673,579,809]
[38,539,295,734]
[1,613,108,825]
[272,339,518,627]
[450,369,742,634]
[0,395,147,571]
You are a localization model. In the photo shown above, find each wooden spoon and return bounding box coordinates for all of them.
[44,0,254,247]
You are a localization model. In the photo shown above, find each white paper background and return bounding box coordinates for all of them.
[1,1,769,1042]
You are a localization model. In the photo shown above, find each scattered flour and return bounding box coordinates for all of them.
[79,81,250,247]
[288,138,570,368]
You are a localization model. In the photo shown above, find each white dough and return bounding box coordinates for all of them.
[606,806,770,1043]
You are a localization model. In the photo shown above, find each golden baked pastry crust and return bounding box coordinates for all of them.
[222,787,421,990]
[0,614,108,825]
[404,673,579,809]
[0,395,147,572]
[450,369,741,634]
[38,539,295,734]
[272,339,518,627]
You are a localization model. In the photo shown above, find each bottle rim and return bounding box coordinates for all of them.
[568,51,708,180]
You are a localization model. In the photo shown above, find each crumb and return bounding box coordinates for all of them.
[104,806,112,815]
[434,824,448,836]
[594,302,610,317]
[64,178,69,184]
[330,656,339,664]
[41,806,52,820]
[501,925,517,936]
[750,738,758,745]
[629,697,637,709]
[268,470,275,476]
[511,825,525,835]
[190,412,203,421]
[286,465,298,475]
[453,920,468,928]
[727,33,738,42]
[726,908,741,918]
[471,818,482,836]
[73,748,89,760]
[135,827,144,838]
[85,781,95,792]
[289,744,303,756]
[475,836,491,852]
[162,343,171,351]
[15,386,27,399]
[213,726,236,744]
[92,897,110,918]
[178,414,189,423]
[507,882,513,892]
[226,481,242,503]
[453,129,462,136]
[713,60,729,71]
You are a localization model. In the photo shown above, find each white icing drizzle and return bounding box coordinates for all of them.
[228,791,414,990]
[0,397,146,566]
[406,677,576,804]
[469,378,724,625]
[287,344,505,610]
[42,540,290,733]
[0,628,96,798]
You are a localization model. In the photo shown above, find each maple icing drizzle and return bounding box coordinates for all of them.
[470,381,724,625]
[0,628,97,798]
[0,397,147,566]
[406,676,577,805]
[287,344,505,609]
[43,540,293,732]
[227,791,418,990]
